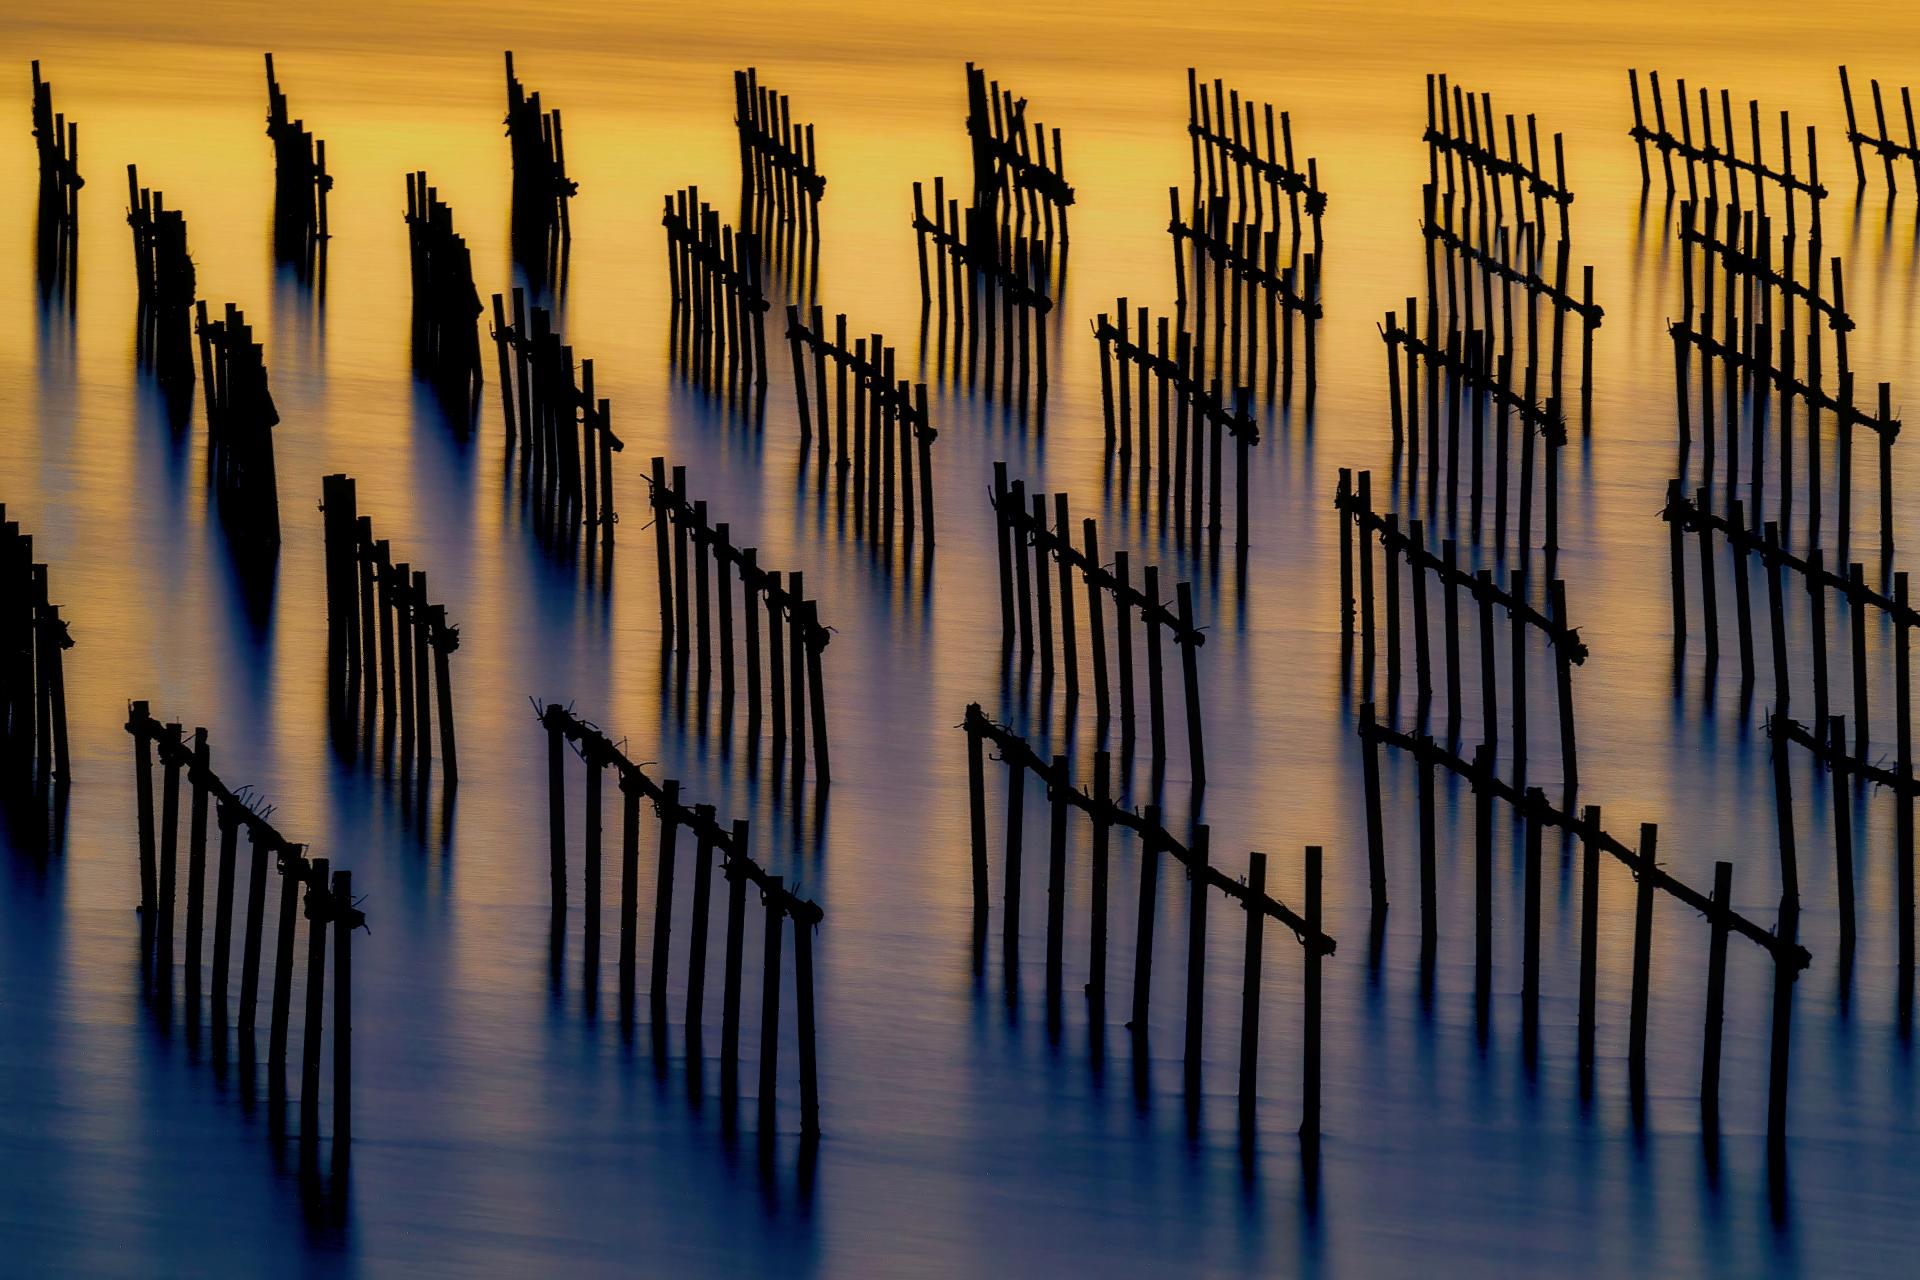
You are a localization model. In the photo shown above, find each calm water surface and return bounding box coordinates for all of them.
[5,2,1920,1274]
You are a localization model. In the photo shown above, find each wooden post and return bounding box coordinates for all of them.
[211,801,240,1034]
[720,820,749,1096]
[1898,573,1914,976]
[1766,523,1790,716]
[238,828,269,1039]
[788,573,807,792]
[1046,754,1069,1007]
[547,708,567,914]
[1083,519,1110,723]
[1177,583,1206,787]
[1827,715,1856,943]
[1301,845,1323,1140]
[1666,480,1688,651]
[1522,788,1544,1040]
[650,781,682,1016]
[185,728,210,1014]
[1851,563,1870,758]
[1090,751,1112,1009]
[157,722,183,981]
[1003,756,1025,956]
[1577,804,1602,1068]
[794,910,819,1138]
[758,881,786,1130]
[1628,824,1658,1068]
[1473,746,1494,993]
[1132,805,1161,1035]
[132,702,157,917]
[1767,912,1798,1148]
[620,772,640,1009]
[1509,569,1528,785]
[966,708,989,927]
[300,858,330,1140]
[1052,500,1079,699]
[1552,581,1578,796]
[1695,488,1719,666]
[431,605,457,783]
[1238,850,1266,1118]
[686,806,716,1036]
[1701,859,1732,1121]
[1409,520,1432,710]
[1184,825,1210,1089]
[1360,703,1387,912]
[268,853,301,1072]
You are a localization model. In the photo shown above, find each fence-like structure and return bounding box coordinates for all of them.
[735,68,824,211]
[1627,69,1826,233]
[1357,705,1812,1138]
[489,290,623,544]
[963,707,1334,1130]
[1095,303,1260,549]
[195,302,282,547]
[1185,70,1326,247]
[503,51,575,289]
[1169,190,1321,399]
[784,307,936,546]
[540,702,823,1136]
[405,173,484,410]
[263,54,329,250]
[29,60,82,227]
[965,63,1073,233]
[1336,469,1586,794]
[663,187,770,393]
[1838,66,1920,193]
[992,466,1208,783]
[1,508,73,788]
[319,475,461,781]
[1428,74,1575,244]
[648,460,832,791]
[127,164,196,386]
[127,701,364,1148]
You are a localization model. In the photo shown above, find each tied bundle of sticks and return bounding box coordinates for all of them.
[406,172,484,415]
[1,507,73,793]
[503,51,575,293]
[663,186,770,403]
[263,53,330,266]
[127,164,197,387]
[489,290,623,548]
[195,302,282,548]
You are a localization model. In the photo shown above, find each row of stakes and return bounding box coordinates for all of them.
[28,47,1920,1178]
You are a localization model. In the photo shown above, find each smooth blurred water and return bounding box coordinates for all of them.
[5,3,1920,1274]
